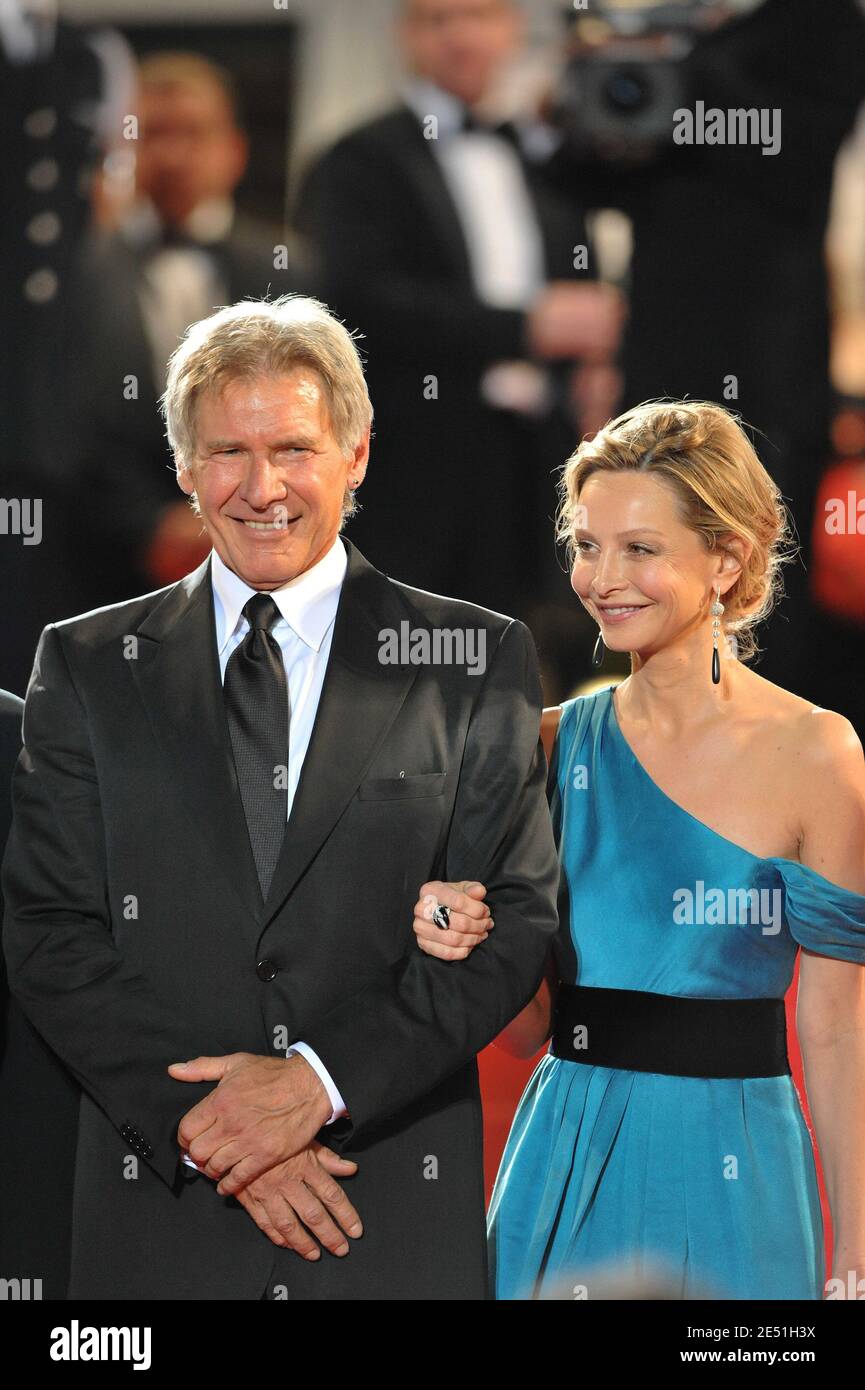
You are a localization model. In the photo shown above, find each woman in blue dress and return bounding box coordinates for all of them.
[413,401,865,1300]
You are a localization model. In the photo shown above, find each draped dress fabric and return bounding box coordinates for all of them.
[487,686,865,1300]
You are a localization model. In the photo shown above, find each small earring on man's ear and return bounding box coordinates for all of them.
[711,584,724,685]
[592,630,605,670]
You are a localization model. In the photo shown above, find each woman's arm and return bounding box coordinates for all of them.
[541,705,562,767]
[491,948,559,1059]
[489,706,563,1056]
[795,710,865,1284]
[798,950,865,1284]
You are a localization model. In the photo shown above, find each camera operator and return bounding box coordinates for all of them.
[549,0,865,694]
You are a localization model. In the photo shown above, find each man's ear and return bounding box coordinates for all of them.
[350,429,371,489]
[176,461,195,497]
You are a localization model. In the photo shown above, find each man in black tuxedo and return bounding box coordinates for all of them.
[69,52,310,609]
[295,0,623,650]
[2,294,560,1300]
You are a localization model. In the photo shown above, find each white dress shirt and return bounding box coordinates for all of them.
[402,78,550,414]
[120,196,235,392]
[403,77,545,309]
[181,538,350,1175]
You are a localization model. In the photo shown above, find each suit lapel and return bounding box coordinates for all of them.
[130,541,420,938]
[522,159,585,281]
[260,539,419,925]
[130,554,264,933]
[391,106,582,286]
[390,107,476,284]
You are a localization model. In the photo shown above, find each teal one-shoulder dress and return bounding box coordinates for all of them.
[487,686,865,1300]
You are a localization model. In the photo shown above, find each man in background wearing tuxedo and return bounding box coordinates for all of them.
[296,0,623,673]
[2,295,559,1300]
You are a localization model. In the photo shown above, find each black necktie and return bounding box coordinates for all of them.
[223,593,289,900]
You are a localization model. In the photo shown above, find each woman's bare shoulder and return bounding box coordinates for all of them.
[747,670,859,749]
[743,668,864,798]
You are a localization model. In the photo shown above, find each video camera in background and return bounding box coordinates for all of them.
[552,0,762,162]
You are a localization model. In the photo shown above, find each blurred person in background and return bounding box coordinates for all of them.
[549,0,865,714]
[0,0,132,695]
[69,52,310,609]
[296,0,625,699]
[810,105,865,733]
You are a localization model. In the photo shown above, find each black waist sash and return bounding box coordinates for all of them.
[550,984,790,1079]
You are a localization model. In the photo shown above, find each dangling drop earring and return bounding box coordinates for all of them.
[592,631,605,669]
[711,585,724,685]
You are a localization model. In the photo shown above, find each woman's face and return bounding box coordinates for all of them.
[570,471,728,659]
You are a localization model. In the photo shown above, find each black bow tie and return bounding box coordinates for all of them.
[460,110,521,148]
[154,224,207,252]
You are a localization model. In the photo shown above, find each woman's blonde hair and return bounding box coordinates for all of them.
[555,400,796,661]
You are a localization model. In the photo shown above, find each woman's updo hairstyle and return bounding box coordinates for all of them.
[555,400,796,661]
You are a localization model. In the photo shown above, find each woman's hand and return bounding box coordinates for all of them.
[413,880,493,961]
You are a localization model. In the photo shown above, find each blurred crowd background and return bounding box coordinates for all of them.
[2,0,865,728]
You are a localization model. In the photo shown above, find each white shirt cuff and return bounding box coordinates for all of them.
[179,1043,347,1172]
[286,1041,348,1124]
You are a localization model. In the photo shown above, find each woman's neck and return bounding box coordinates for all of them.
[618,642,743,736]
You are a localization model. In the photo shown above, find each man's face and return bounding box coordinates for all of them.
[135,80,248,225]
[399,0,520,108]
[178,369,369,590]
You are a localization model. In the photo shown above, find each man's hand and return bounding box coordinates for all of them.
[234,1142,363,1259]
[569,361,624,438]
[527,282,626,363]
[170,1052,333,1195]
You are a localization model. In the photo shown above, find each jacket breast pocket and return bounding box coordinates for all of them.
[356,771,447,801]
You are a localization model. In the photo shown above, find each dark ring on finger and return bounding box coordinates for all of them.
[432,904,451,931]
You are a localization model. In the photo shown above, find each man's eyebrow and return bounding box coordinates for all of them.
[202,437,318,451]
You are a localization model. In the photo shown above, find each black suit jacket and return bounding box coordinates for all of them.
[0,689,80,1299]
[1,539,559,1300]
[295,107,591,614]
[0,692,23,856]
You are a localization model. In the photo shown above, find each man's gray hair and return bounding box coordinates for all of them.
[160,294,373,521]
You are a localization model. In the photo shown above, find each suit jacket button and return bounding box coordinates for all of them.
[256,958,279,982]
